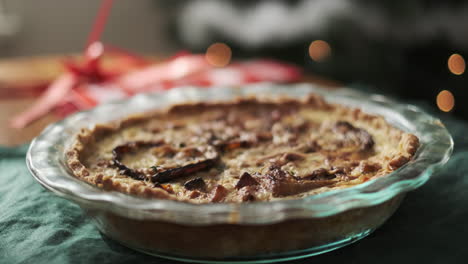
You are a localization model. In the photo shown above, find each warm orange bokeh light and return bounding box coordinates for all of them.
[436,90,455,112]
[308,40,331,62]
[205,42,232,67]
[448,53,465,75]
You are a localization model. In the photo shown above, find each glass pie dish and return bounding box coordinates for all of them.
[27,83,453,263]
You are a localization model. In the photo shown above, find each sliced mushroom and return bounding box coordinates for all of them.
[111,141,165,181]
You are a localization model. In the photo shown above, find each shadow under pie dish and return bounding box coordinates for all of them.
[27,84,453,263]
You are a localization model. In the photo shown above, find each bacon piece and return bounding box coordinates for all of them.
[258,166,335,197]
[211,185,228,202]
[235,172,259,189]
[256,131,273,141]
[281,152,306,162]
[189,191,201,199]
[184,177,206,191]
[216,140,251,152]
[151,158,218,183]
[152,144,219,183]
[154,183,175,194]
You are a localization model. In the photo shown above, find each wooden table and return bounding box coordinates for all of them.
[0,56,340,146]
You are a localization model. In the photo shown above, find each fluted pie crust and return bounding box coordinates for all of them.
[66,94,419,203]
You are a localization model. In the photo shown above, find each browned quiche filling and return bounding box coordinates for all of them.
[67,94,419,203]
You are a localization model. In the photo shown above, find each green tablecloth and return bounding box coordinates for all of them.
[1,102,467,264]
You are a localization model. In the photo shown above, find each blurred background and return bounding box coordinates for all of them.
[1,0,467,119]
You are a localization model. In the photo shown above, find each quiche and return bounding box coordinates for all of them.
[66,94,419,203]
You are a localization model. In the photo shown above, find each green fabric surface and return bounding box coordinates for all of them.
[1,102,467,264]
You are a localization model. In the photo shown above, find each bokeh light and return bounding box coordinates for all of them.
[436,90,455,112]
[308,40,331,62]
[447,53,465,75]
[205,42,232,67]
